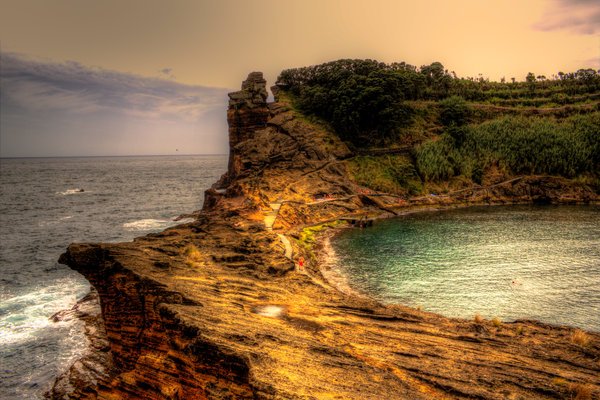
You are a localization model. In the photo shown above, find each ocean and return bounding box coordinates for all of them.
[330,205,600,332]
[0,155,227,399]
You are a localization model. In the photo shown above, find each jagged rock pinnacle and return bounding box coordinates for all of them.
[228,71,268,109]
[220,72,270,187]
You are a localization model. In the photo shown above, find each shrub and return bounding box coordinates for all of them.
[415,112,600,182]
[184,244,202,265]
[278,59,457,144]
[439,95,470,127]
[348,155,421,194]
[515,326,525,336]
[447,126,468,146]
[569,383,593,400]
[415,136,461,181]
[570,329,591,347]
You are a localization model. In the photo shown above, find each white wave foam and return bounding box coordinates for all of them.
[122,217,194,231]
[123,218,194,231]
[0,279,88,346]
[0,314,53,345]
[174,217,195,225]
[319,235,362,297]
[123,218,170,231]
[38,215,75,227]
[57,188,86,195]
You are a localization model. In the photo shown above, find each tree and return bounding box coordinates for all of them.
[439,96,470,127]
[526,72,536,93]
[278,59,422,144]
[420,62,452,98]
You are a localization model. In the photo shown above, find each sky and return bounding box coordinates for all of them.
[1,0,599,157]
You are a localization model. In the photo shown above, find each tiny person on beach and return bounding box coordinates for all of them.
[298,256,305,271]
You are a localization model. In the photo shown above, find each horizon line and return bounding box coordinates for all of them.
[0,153,229,160]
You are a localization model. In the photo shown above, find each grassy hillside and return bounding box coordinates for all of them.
[276,59,600,195]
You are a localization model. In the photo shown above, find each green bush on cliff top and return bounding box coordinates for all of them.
[415,113,600,181]
[348,155,422,195]
[277,59,600,146]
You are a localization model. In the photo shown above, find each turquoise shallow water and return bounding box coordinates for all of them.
[331,205,600,331]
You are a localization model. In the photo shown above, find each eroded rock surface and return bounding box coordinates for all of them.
[221,71,270,186]
[53,73,600,400]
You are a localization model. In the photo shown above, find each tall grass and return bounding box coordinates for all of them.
[415,112,599,182]
[415,138,461,181]
[571,329,591,347]
[348,155,422,194]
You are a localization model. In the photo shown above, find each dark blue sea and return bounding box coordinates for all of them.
[0,155,227,399]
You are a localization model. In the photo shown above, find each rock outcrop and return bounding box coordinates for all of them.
[47,290,114,399]
[222,72,270,185]
[52,73,600,400]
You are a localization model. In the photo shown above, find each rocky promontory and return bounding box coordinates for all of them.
[54,73,600,399]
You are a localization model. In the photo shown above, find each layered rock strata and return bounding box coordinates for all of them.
[54,73,600,400]
[221,71,270,186]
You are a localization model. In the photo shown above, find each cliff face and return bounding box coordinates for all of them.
[222,72,270,185]
[54,73,600,400]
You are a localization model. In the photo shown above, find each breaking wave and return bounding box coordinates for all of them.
[122,217,195,231]
[56,189,86,195]
[1,155,227,399]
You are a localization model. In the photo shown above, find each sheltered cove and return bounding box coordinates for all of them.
[52,73,600,399]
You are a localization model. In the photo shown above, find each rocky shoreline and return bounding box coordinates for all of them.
[52,73,600,399]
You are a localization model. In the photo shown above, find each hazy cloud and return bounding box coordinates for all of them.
[1,52,229,121]
[0,53,230,157]
[581,57,600,69]
[534,0,600,34]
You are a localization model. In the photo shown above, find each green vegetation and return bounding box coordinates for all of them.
[277,59,600,146]
[279,60,432,144]
[439,96,470,128]
[297,221,343,250]
[277,59,600,192]
[279,60,419,144]
[348,155,421,195]
[416,113,599,182]
[297,224,326,249]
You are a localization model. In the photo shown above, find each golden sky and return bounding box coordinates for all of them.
[1,0,599,88]
[0,0,598,156]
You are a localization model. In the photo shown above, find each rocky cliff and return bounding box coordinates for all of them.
[53,73,600,400]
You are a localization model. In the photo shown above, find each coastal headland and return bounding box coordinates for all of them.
[52,72,600,399]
